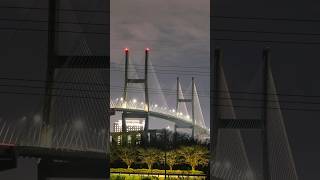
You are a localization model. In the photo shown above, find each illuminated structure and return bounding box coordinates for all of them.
[112,120,144,145]
[113,119,144,132]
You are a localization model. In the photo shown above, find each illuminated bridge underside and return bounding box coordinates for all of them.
[111,107,209,134]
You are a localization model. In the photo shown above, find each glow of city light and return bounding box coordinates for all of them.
[74,119,84,130]
[133,99,137,103]
[33,114,41,124]
[144,105,149,112]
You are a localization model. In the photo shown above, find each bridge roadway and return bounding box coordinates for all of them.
[111,107,209,134]
[0,144,108,179]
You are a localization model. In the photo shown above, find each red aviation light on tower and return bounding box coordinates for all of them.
[124,48,129,52]
[145,48,150,52]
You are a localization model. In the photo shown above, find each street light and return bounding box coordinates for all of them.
[163,128,167,179]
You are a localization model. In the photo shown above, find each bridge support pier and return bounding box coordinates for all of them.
[121,111,149,145]
[121,112,128,146]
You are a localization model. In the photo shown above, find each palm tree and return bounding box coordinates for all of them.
[178,145,209,171]
[116,146,137,169]
[138,148,159,170]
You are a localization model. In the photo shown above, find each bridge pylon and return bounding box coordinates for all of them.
[209,48,300,180]
[38,0,110,179]
[121,48,150,145]
[210,48,270,180]
[176,77,195,139]
[40,0,109,148]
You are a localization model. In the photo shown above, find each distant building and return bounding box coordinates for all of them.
[113,119,144,132]
[112,119,144,145]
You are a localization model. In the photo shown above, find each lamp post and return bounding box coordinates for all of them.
[164,128,167,179]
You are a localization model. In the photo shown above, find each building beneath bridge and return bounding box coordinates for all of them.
[113,119,145,133]
[112,119,144,145]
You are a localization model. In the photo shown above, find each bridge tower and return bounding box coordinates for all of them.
[176,77,195,139]
[39,0,109,179]
[211,49,271,180]
[41,0,109,148]
[122,48,149,145]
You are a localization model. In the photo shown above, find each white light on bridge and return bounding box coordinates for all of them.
[122,101,127,108]
[154,104,158,108]
[133,99,137,103]
[120,97,124,101]
[144,105,148,112]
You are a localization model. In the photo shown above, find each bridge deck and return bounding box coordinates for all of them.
[0,144,106,160]
[111,107,208,133]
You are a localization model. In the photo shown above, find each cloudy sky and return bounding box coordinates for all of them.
[110,0,210,129]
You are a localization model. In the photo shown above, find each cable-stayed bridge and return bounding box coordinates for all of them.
[210,49,299,180]
[110,48,209,142]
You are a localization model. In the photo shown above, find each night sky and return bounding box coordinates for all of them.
[1,0,320,179]
[110,0,210,130]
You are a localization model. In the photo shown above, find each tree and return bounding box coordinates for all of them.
[166,150,180,170]
[138,148,159,170]
[178,145,209,171]
[110,144,119,163]
[116,146,137,169]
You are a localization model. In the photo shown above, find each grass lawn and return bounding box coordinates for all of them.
[111,174,206,180]
[111,168,205,175]
[110,168,206,180]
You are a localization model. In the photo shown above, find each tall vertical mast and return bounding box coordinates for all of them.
[262,48,271,180]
